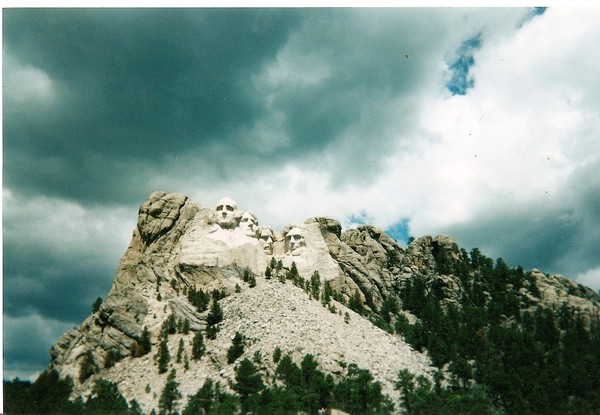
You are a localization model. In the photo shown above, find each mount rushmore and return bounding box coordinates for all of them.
[41,191,600,415]
[48,191,435,413]
[177,196,339,281]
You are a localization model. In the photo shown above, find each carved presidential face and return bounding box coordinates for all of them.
[286,227,306,256]
[214,197,239,229]
[239,212,258,237]
[259,228,275,255]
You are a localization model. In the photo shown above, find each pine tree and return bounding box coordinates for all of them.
[348,290,365,316]
[85,378,129,414]
[176,339,184,364]
[182,318,190,335]
[129,399,144,415]
[157,338,170,374]
[395,369,415,415]
[183,378,238,415]
[273,346,282,364]
[188,286,210,312]
[207,299,224,326]
[158,369,181,415]
[140,326,152,355]
[192,331,206,361]
[234,359,264,414]
[183,378,215,415]
[205,298,223,340]
[79,350,97,383]
[162,314,177,336]
[381,297,399,324]
[28,369,76,414]
[310,271,321,300]
[104,350,119,369]
[332,364,391,415]
[227,332,245,364]
[322,280,333,305]
[206,325,219,340]
[386,249,400,268]
[289,261,300,282]
[92,297,103,313]
[275,354,302,386]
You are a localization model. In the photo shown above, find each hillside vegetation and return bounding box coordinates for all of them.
[6,241,600,414]
[5,192,600,415]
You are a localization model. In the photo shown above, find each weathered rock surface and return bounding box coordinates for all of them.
[46,191,600,414]
[529,269,600,327]
[78,278,432,414]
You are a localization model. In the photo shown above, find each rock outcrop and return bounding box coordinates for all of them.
[48,192,438,412]
[46,191,600,414]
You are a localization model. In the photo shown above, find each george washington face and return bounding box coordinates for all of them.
[214,197,239,229]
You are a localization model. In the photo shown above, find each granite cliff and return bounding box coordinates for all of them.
[45,191,600,414]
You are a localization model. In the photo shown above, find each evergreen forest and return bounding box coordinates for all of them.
[5,245,600,415]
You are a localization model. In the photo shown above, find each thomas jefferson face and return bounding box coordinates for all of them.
[239,212,258,238]
[259,228,275,255]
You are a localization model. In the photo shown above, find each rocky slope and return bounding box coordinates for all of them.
[47,191,600,414]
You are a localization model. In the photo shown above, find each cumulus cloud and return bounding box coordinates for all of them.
[3,50,56,106]
[392,8,600,288]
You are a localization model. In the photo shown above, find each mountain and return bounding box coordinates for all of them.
[6,191,600,415]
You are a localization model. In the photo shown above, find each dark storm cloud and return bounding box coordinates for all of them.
[3,245,114,322]
[4,8,302,204]
[3,8,502,204]
[444,160,600,283]
[2,191,132,323]
[2,190,133,379]
[6,7,568,381]
[447,209,579,271]
[4,314,73,379]
[261,8,461,185]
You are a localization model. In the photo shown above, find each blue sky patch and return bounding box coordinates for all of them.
[446,33,482,96]
[518,7,547,27]
[384,218,411,245]
[347,210,371,227]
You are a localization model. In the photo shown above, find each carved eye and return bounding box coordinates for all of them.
[216,205,224,211]
[226,205,234,212]
[149,207,161,218]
